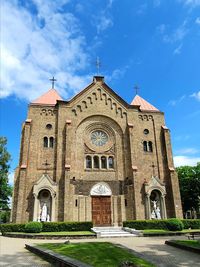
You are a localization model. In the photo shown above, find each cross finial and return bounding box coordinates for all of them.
[49,76,57,89]
[95,57,101,75]
[150,162,157,177]
[42,160,51,175]
[134,85,139,95]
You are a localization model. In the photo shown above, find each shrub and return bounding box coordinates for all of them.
[0,211,11,223]
[0,223,25,233]
[24,222,43,233]
[123,218,184,231]
[181,219,200,229]
[165,218,184,231]
[42,221,93,232]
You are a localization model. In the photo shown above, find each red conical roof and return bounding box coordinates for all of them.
[131,95,159,111]
[31,89,63,105]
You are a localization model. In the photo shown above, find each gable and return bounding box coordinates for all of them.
[68,76,128,119]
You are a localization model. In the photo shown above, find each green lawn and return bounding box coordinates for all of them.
[39,242,155,267]
[143,229,200,235]
[173,240,200,249]
[8,231,95,236]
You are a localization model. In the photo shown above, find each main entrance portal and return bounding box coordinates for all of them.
[92,196,111,226]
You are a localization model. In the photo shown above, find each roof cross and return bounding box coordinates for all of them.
[134,85,140,95]
[150,162,157,177]
[49,76,57,89]
[95,57,101,75]
[42,160,51,175]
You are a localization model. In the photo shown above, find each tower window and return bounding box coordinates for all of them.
[49,137,54,148]
[44,137,48,148]
[46,124,52,129]
[86,156,92,168]
[148,141,153,152]
[143,141,148,152]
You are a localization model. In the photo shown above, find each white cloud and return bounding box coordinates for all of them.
[174,44,183,54]
[175,148,199,154]
[163,20,188,43]
[190,91,200,101]
[8,172,15,186]
[196,17,200,24]
[0,0,91,101]
[168,95,186,106]
[174,156,200,167]
[156,24,166,34]
[179,0,200,7]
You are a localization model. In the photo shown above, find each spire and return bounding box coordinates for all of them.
[131,95,159,111]
[31,89,63,105]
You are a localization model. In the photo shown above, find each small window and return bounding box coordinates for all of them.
[143,129,149,135]
[86,156,92,168]
[46,124,52,129]
[148,141,153,152]
[94,156,100,168]
[101,156,107,169]
[108,156,114,169]
[49,137,54,148]
[143,141,148,152]
[43,137,48,147]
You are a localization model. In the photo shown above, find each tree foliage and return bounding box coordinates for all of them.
[176,163,200,213]
[0,137,12,210]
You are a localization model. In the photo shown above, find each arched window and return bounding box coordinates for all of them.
[86,156,92,168]
[108,156,114,169]
[93,156,99,169]
[44,137,48,148]
[143,141,148,152]
[148,141,153,152]
[49,137,54,148]
[101,156,107,169]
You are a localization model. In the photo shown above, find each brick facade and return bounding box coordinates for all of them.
[11,76,183,224]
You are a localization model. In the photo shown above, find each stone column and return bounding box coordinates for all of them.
[161,195,167,219]
[33,194,39,221]
[145,194,151,219]
[51,193,56,222]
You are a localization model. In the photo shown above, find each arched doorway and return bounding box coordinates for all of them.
[90,183,112,226]
[38,189,52,222]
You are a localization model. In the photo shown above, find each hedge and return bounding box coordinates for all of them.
[25,222,43,233]
[181,219,200,229]
[42,221,93,232]
[123,219,184,231]
[0,223,26,233]
[0,221,93,233]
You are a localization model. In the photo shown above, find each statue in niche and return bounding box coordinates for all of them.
[156,206,161,219]
[151,199,161,219]
[40,203,48,222]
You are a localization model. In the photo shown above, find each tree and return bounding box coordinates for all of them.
[176,163,200,215]
[0,137,12,210]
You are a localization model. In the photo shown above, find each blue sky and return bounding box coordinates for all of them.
[0,0,200,185]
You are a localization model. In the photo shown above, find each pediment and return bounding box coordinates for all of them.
[33,174,57,196]
[145,176,166,195]
[69,79,128,119]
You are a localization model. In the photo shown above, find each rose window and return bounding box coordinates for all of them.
[90,130,108,147]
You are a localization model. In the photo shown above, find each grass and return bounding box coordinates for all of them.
[6,231,95,236]
[173,240,200,249]
[39,242,155,267]
[143,229,200,235]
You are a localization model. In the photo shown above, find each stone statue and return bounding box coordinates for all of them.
[155,206,161,219]
[151,210,156,219]
[151,200,157,210]
[40,203,48,222]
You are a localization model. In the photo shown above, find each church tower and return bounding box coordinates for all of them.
[12,76,183,224]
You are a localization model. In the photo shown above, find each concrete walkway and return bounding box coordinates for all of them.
[0,235,200,266]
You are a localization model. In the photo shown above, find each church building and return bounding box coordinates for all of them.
[12,76,183,225]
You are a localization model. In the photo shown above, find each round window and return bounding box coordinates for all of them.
[90,130,108,146]
[143,129,149,135]
[46,124,52,129]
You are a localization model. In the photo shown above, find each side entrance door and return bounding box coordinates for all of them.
[92,196,111,226]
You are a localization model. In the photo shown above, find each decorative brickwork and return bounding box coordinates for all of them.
[11,76,183,224]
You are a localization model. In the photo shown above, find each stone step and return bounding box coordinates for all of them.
[91,226,138,238]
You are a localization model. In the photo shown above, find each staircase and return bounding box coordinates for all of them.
[91,226,139,238]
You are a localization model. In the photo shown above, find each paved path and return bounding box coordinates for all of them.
[0,235,200,266]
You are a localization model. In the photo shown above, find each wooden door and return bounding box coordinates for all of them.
[92,196,111,226]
